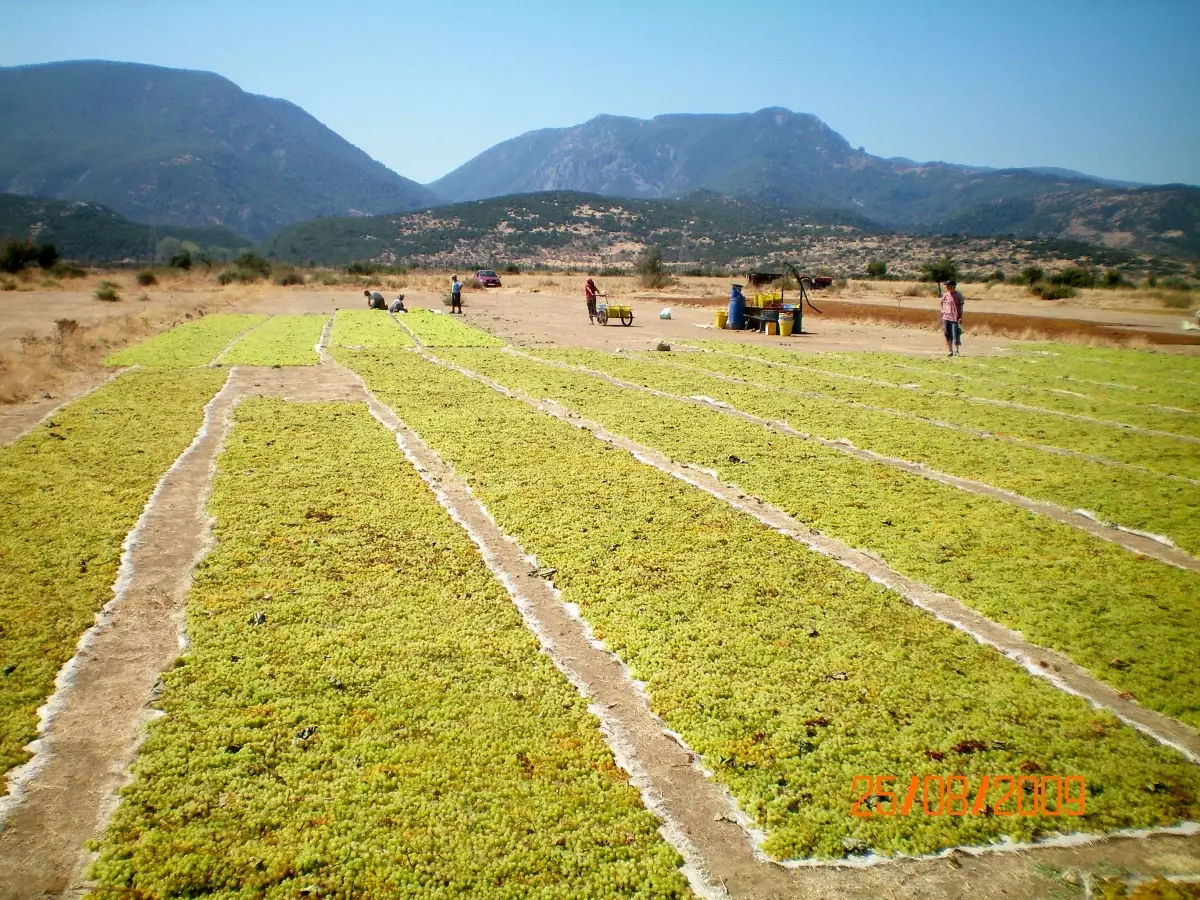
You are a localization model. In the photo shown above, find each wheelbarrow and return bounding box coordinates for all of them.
[597,302,634,326]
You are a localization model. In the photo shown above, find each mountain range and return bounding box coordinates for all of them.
[257,190,1151,279]
[0,61,1196,261]
[0,61,436,240]
[429,109,1198,258]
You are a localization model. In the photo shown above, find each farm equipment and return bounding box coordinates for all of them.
[596,301,634,326]
[735,263,823,334]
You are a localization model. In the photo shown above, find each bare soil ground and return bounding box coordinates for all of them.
[6,275,1198,447]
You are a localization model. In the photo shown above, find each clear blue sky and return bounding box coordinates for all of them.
[3,0,1198,186]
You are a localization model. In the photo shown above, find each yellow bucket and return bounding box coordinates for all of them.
[779,310,794,336]
[765,321,778,336]
[715,309,729,329]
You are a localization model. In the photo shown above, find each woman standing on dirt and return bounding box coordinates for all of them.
[940,279,964,356]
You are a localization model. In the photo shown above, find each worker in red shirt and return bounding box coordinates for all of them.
[940,279,965,356]
[585,278,605,323]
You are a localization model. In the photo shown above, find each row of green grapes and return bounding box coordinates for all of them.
[339,348,1200,860]
[89,398,690,897]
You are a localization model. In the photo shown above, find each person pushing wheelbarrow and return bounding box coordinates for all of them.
[585,277,606,323]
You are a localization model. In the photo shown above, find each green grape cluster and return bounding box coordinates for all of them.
[434,347,1200,727]
[676,342,1200,481]
[337,347,1200,860]
[795,348,1200,437]
[0,369,228,781]
[556,346,1200,556]
[89,399,690,898]
[400,309,504,348]
[330,309,413,349]
[105,314,268,368]
[695,340,1200,410]
[221,315,329,366]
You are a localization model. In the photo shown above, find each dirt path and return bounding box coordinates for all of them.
[0,372,237,899]
[0,364,366,900]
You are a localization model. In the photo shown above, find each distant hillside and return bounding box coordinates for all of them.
[939,184,1200,260]
[0,60,438,240]
[258,190,1157,278]
[428,108,1197,256]
[0,193,249,263]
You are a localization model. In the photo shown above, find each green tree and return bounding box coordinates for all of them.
[34,243,59,269]
[1103,269,1130,289]
[0,238,58,273]
[920,255,958,283]
[0,238,29,273]
[866,259,887,279]
[155,237,184,264]
[635,245,672,289]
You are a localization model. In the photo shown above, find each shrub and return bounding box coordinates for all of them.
[988,269,1006,283]
[169,251,193,270]
[274,269,305,286]
[866,259,887,279]
[1049,266,1095,289]
[35,243,59,269]
[1146,274,1158,288]
[49,263,86,279]
[346,261,407,277]
[1018,266,1045,285]
[136,271,158,287]
[599,265,626,277]
[94,281,120,302]
[503,263,521,275]
[1030,283,1076,300]
[635,246,673,289]
[679,265,732,278]
[1161,292,1192,309]
[1,238,59,273]
[234,252,271,277]
[1160,275,1194,292]
[217,269,261,286]
[1101,269,1131,289]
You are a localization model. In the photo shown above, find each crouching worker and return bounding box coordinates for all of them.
[389,294,407,313]
[364,289,387,310]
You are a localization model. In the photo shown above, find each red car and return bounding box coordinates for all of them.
[474,269,502,287]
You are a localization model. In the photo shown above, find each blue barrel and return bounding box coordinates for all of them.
[728,285,746,329]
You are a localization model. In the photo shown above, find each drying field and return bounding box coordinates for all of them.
[1,309,1199,899]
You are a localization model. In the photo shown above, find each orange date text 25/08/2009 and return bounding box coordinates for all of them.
[851,775,1086,818]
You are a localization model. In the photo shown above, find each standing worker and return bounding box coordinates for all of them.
[584,277,605,323]
[449,275,463,314]
[939,279,965,356]
[364,289,387,310]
